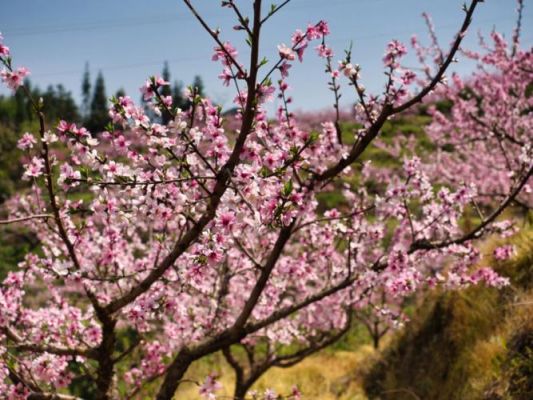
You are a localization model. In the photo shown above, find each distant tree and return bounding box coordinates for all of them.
[0,95,15,126]
[161,62,171,97]
[0,79,79,128]
[192,74,205,97]
[115,88,126,99]
[81,62,91,118]
[171,80,185,110]
[0,125,21,202]
[42,84,79,122]
[87,71,109,133]
[14,81,30,126]
[184,75,205,110]
[161,62,173,124]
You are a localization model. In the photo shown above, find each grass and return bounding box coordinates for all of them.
[173,347,376,400]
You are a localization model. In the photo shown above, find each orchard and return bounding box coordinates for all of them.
[0,1,531,399]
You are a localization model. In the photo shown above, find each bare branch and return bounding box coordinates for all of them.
[182,0,246,77]
[392,0,481,114]
[0,214,53,225]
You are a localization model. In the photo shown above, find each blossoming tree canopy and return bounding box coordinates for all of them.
[0,0,531,399]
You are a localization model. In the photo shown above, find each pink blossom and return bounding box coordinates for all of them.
[263,389,278,400]
[0,66,30,91]
[290,385,302,400]
[0,43,9,57]
[22,156,44,179]
[291,29,306,46]
[56,120,77,134]
[316,44,333,58]
[162,95,173,107]
[212,41,238,66]
[316,21,330,37]
[257,84,276,103]
[84,325,102,345]
[471,267,510,288]
[278,43,296,61]
[383,40,407,67]
[17,132,37,150]
[199,374,222,399]
[279,61,292,78]
[493,245,515,261]
[295,43,308,62]
[342,63,358,78]
[0,32,9,57]
[306,24,321,40]
[401,70,417,85]
[219,211,236,231]
[140,80,155,101]
[218,68,232,86]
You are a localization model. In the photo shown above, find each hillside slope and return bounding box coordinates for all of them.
[363,227,533,400]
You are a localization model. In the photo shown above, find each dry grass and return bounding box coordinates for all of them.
[363,224,533,400]
[174,347,376,399]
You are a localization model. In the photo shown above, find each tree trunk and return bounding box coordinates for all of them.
[156,351,193,400]
[95,316,116,400]
[234,366,266,400]
[372,321,380,350]
[373,333,380,350]
[234,379,254,400]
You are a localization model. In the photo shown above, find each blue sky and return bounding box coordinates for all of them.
[1,0,531,113]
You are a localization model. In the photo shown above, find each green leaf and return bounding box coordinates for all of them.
[259,57,269,68]
[259,166,271,177]
[290,145,299,157]
[282,180,293,197]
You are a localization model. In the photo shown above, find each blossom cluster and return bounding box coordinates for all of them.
[0,1,530,398]
[0,33,30,91]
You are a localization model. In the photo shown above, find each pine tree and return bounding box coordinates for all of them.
[42,84,79,122]
[184,75,205,111]
[161,62,171,98]
[172,81,185,110]
[115,88,126,99]
[87,71,109,133]
[81,62,91,119]
[192,75,205,97]
[14,83,30,127]
[161,62,173,125]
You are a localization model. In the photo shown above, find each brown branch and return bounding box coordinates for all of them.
[0,214,53,225]
[68,176,216,187]
[227,1,253,36]
[275,312,352,368]
[154,5,264,397]
[315,0,482,185]
[232,222,295,330]
[106,0,264,317]
[392,0,481,114]
[233,236,262,270]
[260,0,292,25]
[409,165,532,252]
[182,0,246,77]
